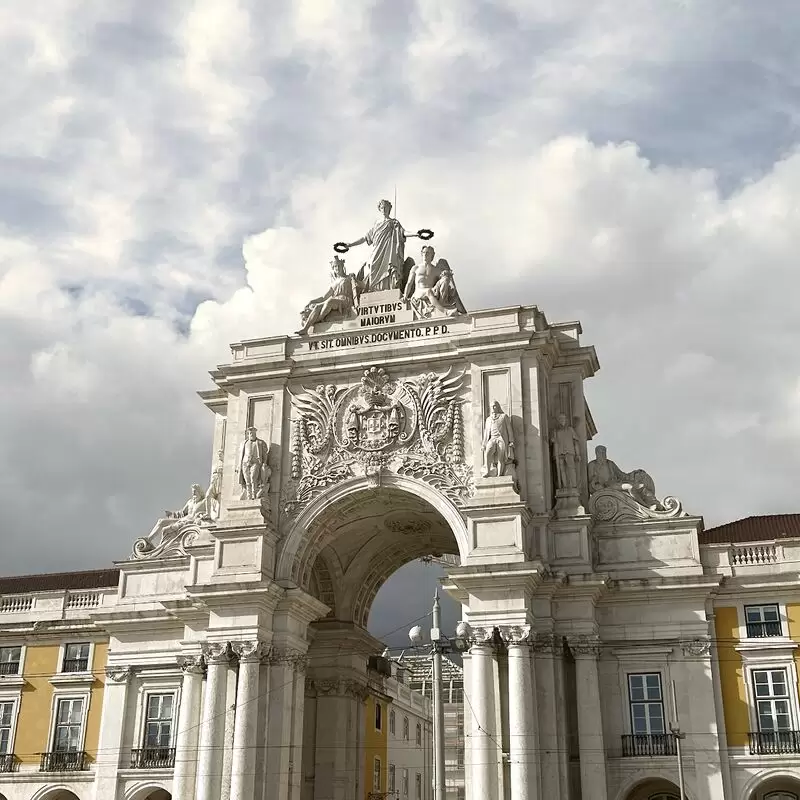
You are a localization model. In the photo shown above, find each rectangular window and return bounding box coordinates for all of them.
[52,698,84,752]
[746,604,782,638]
[388,763,396,792]
[373,757,381,792]
[0,647,21,676]
[753,669,792,731]
[415,772,422,799]
[0,700,14,754]
[390,709,396,736]
[144,693,174,748]
[416,721,422,746]
[402,767,409,796]
[375,701,382,732]
[403,716,409,740]
[628,673,665,735]
[62,643,90,673]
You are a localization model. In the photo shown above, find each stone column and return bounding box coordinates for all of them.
[532,635,564,799]
[230,642,265,800]
[571,636,608,800]
[501,626,538,800]
[197,643,233,800]
[470,634,496,800]
[91,666,134,800]
[173,656,205,800]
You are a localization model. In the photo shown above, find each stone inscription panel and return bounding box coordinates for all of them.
[307,323,452,352]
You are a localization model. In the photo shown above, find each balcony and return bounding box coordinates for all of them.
[621,734,677,757]
[131,747,176,769]
[0,662,19,676]
[749,730,800,755]
[61,658,89,673]
[746,621,783,638]
[40,750,88,772]
[0,753,17,773]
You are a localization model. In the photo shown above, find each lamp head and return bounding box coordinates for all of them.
[408,625,425,646]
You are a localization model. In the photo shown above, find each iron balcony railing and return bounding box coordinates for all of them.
[621,733,677,757]
[749,730,800,755]
[0,661,19,676]
[40,750,87,771]
[745,620,783,638]
[61,658,89,673]
[131,747,176,769]
[0,753,17,772]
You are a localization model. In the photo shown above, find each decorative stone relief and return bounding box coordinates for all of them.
[403,245,467,319]
[681,638,711,657]
[307,678,370,700]
[530,633,562,654]
[105,666,134,683]
[299,255,361,334]
[482,400,515,477]
[284,365,470,516]
[587,445,685,523]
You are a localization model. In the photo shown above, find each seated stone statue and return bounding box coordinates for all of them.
[403,245,466,319]
[299,255,360,333]
[587,445,662,510]
[166,484,211,525]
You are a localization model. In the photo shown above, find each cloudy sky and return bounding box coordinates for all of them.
[2,1,800,638]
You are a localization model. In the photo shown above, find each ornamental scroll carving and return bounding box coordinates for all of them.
[681,638,711,657]
[284,366,471,516]
[131,519,204,561]
[105,666,134,683]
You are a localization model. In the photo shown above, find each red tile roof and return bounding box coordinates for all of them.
[701,514,800,545]
[0,568,119,595]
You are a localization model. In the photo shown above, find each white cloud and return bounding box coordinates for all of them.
[2,0,800,593]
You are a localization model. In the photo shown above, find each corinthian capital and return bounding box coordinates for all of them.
[568,634,601,657]
[202,642,234,665]
[230,640,267,663]
[178,655,205,675]
[497,625,532,645]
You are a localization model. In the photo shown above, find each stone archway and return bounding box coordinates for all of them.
[616,775,684,800]
[31,789,82,800]
[743,771,800,800]
[125,785,172,800]
[292,479,465,800]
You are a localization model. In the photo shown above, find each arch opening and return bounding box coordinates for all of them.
[35,791,82,800]
[621,777,682,800]
[300,485,461,629]
[125,785,172,800]
[748,775,800,800]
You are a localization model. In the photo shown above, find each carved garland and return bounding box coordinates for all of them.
[282,366,472,517]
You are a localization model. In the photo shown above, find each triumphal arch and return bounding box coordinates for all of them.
[102,202,709,800]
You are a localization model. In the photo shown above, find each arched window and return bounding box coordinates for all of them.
[389,710,396,736]
[765,792,799,800]
[416,722,422,746]
[403,716,409,740]
[648,794,678,800]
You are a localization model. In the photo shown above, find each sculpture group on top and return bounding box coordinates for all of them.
[298,199,467,333]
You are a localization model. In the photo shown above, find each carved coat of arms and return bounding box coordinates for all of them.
[284,366,470,516]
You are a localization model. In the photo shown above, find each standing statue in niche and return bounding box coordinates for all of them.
[298,255,360,334]
[403,245,467,319]
[551,412,581,490]
[482,400,515,477]
[206,450,224,519]
[336,199,431,291]
[238,427,270,501]
[587,445,662,510]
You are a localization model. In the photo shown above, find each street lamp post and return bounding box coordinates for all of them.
[409,592,471,800]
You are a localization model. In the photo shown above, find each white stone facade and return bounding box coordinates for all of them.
[2,288,800,800]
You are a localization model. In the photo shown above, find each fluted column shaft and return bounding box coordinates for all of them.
[470,641,495,799]
[508,640,537,800]
[173,657,205,800]
[230,642,264,800]
[197,644,232,800]
[573,638,608,800]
